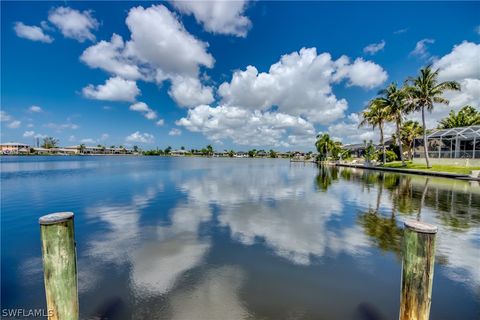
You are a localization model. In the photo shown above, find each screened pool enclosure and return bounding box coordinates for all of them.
[413,125,480,159]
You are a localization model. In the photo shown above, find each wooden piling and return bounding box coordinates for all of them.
[399,220,437,320]
[39,212,79,320]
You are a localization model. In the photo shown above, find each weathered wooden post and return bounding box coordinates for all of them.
[39,212,79,320]
[399,220,437,320]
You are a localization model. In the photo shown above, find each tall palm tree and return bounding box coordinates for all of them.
[359,98,391,165]
[315,133,336,160]
[406,66,461,168]
[377,83,411,166]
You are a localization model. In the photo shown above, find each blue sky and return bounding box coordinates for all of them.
[1,1,479,150]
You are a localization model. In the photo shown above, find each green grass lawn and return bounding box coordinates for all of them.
[381,161,480,175]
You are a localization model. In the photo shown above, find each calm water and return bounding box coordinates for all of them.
[1,156,479,319]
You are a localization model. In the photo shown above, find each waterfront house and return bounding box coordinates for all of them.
[413,125,480,166]
[171,149,189,156]
[0,142,30,154]
[234,151,248,158]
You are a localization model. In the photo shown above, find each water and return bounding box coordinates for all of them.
[1,156,479,319]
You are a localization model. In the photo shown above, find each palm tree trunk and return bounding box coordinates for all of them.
[421,106,431,168]
[380,122,386,165]
[396,120,405,166]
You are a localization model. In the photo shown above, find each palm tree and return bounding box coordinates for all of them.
[206,144,213,156]
[359,99,391,165]
[377,83,411,167]
[399,120,423,160]
[406,66,461,168]
[315,133,337,160]
[79,144,86,154]
[438,105,480,129]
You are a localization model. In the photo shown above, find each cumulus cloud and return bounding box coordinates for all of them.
[218,48,387,124]
[80,34,143,80]
[126,131,155,143]
[410,38,435,59]
[363,40,385,55]
[29,105,43,113]
[176,104,315,147]
[433,41,480,82]
[13,22,53,43]
[83,76,140,102]
[334,57,388,89]
[169,76,214,107]
[170,0,251,37]
[80,138,96,144]
[168,128,182,136]
[7,120,21,129]
[48,7,98,42]
[156,119,165,126]
[405,41,480,128]
[80,5,215,107]
[129,102,158,120]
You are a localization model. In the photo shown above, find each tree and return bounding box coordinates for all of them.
[377,83,411,167]
[359,98,391,165]
[438,105,480,129]
[406,66,461,168]
[315,133,337,160]
[110,145,115,149]
[269,149,277,158]
[164,146,172,154]
[181,146,185,150]
[41,137,59,149]
[228,150,235,157]
[399,120,423,160]
[206,144,213,156]
[133,145,139,153]
[79,144,86,154]
[363,140,376,163]
[248,149,257,157]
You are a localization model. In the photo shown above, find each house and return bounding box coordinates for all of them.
[413,125,480,166]
[171,149,189,156]
[0,142,30,154]
[234,151,248,158]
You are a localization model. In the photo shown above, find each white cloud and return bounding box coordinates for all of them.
[156,119,165,126]
[218,48,387,124]
[29,105,43,113]
[100,133,109,141]
[170,0,251,37]
[129,102,158,120]
[410,38,435,59]
[168,128,182,136]
[0,111,12,122]
[23,130,35,137]
[475,25,480,35]
[433,41,480,82]
[48,7,98,42]
[176,104,315,147]
[83,76,140,102]
[334,57,388,89]
[394,28,408,35]
[80,34,143,80]
[405,41,480,128]
[7,120,21,129]
[44,122,79,130]
[80,5,215,107]
[13,22,53,43]
[169,76,214,107]
[363,40,385,55]
[126,131,155,143]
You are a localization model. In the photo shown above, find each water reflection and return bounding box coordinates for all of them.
[2,158,478,319]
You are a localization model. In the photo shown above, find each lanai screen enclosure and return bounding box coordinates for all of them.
[414,125,480,159]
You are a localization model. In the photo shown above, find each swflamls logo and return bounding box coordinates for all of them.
[1,308,54,318]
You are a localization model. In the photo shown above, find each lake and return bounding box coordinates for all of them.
[1,156,479,319]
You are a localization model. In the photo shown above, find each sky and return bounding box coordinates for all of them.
[1,1,479,151]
